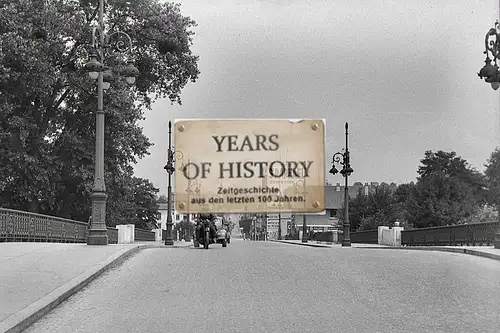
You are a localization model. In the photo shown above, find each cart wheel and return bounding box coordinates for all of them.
[222,239,227,247]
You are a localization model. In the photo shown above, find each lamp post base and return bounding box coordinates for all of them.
[87,232,109,245]
[87,191,108,245]
[342,221,351,247]
[165,221,174,246]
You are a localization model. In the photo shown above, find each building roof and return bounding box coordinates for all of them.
[325,185,362,209]
[325,182,398,209]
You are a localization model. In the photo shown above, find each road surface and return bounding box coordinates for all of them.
[25,240,500,333]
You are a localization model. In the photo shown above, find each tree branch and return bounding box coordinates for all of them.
[88,6,99,24]
[52,88,72,111]
[110,14,130,33]
[41,88,71,137]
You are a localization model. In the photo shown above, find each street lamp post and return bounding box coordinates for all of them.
[277,213,281,240]
[84,0,139,245]
[302,214,308,243]
[478,20,500,90]
[478,19,500,249]
[293,179,307,242]
[253,217,257,241]
[265,214,268,241]
[329,122,354,247]
[252,216,257,241]
[164,121,175,246]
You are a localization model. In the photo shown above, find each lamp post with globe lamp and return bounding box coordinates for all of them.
[329,122,354,247]
[478,20,500,90]
[163,121,176,246]
[83,0,139,245]
[477,17,500,249]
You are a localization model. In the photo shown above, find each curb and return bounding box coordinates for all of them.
[0,243,177,333]
[356,246,500,262]
[273,240,331,248]
[273,241,500,262]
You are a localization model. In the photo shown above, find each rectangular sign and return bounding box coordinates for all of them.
[267,220,280,229]
[266,213,293,220]
[173,119,325,214]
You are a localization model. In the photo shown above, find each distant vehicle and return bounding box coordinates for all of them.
[215,227,228,247]
[214,216,230,246]
[193,214,228,249]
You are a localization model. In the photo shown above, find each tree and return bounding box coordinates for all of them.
[103,173,160,229]
[460,204,498,224]
[0,0,199,223]
[337,187,366,231]
[174,219,194,239]
[405,150,487,227]
[335,151,488,231]
[484,147,500,216]
[128,177,160,229]
[157,194,168,204]
[340,186,400,231]
[389,182,416,228]
[238,217,253,235]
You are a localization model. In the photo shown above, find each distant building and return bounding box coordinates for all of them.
[157,193,197,231]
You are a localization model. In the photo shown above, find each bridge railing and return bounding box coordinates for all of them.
[401,221,499,246]
[134,227,155,241]
[350,229,379,244]
[0,207,118,243]
[313,229,379,244]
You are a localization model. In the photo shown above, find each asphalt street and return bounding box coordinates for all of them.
[24,240,500,333]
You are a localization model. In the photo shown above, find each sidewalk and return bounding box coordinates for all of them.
[0,241,192,333]
[274,240,500,261]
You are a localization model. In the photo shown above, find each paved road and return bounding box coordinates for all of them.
[24,240,500,333]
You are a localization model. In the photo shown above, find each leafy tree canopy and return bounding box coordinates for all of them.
[0,0,199,224]
[408,150,487,227]
[341,150,491,231]
[484,147,500,211]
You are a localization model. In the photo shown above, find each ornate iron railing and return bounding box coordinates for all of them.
[314,231,334,242]
[329,229,380,244]
[107,227,118,244]
[0,208,118,243]
[350,229,378,244]
[134,227,155,241]
[401,221,499,246]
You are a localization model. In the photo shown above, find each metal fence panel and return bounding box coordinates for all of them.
[0,208,118,244]
[134,228,155,242]
[401,221,499,246]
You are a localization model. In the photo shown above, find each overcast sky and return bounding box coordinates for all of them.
[133,0,500,196]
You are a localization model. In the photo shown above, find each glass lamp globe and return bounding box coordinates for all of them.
[126,76,136,85]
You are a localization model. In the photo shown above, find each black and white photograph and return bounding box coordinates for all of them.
[1,0,500,332]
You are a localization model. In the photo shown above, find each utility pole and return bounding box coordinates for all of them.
[278,213,281,240]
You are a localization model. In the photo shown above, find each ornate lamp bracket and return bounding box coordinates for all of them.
[485,21,500,62]
[90,26,134,62]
